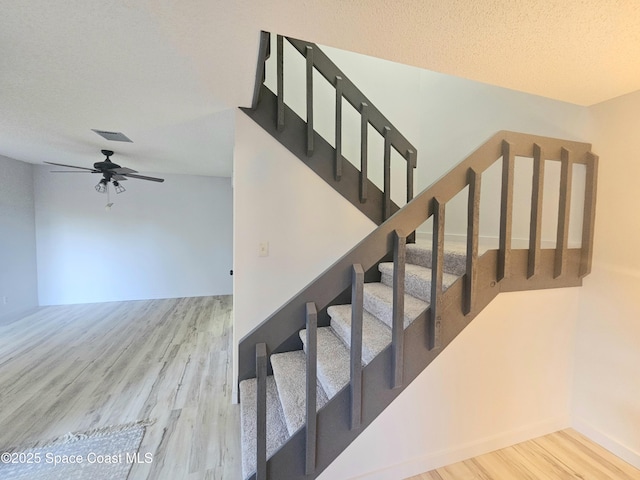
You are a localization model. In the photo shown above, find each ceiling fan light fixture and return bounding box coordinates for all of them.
[95,178,108,193]
[113,181,126,194]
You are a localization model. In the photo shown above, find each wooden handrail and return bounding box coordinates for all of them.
[238,131,596,383]
[286,37,417,162]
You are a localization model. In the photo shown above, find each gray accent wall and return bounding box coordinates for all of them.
[0,155,38,322]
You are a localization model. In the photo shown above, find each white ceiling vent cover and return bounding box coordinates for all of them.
[92,129,133,142]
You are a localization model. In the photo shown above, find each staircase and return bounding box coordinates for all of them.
[237,32,599,480]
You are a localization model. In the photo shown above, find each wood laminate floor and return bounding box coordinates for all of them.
[406,429,640,480]
[0,296,240,480]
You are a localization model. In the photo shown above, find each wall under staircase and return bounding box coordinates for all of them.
[232,33,596,480]
[234,112,587,479]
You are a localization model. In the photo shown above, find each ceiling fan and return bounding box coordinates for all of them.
[45,150,165,195]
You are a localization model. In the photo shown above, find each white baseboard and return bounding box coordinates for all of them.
[347,416,570,480]
[573,417,640,469]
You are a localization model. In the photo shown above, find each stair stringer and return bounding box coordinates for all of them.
[244,247,584,480]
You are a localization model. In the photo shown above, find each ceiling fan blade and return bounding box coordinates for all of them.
[121,173,165,183]
[112,167,138,174]
[49,170,97,173]
[111,174,128,181]
[44,161,96,171]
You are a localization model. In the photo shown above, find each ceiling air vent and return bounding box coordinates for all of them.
[91,129,133,142]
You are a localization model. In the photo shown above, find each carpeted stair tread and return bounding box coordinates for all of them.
[363,282,428,329]
[327,304,392,365]
[239,376,290,480]
[378,262,460,302]
[406,243,467,276]
[270,350,329,435]
[299,327,352,399]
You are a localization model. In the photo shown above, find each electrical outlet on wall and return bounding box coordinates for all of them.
[259,242,269,257]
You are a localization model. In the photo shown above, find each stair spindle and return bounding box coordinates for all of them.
[528,143,545,278]
[276,35,284,132]
[383,127,392,221]
[392,230,406,388]
[256,342,267,480]
[350,265,364,429]
[305,46,314,156]
[407,149,416,243]
[555,147,573,278]
[580,152,599,277]
[305,303,318,474]
[360,103,369,203]
[465,169,481,315]
[335,76,343,181]
[498,140,514,281]
[430,199,445,350]
[250,31,270,110]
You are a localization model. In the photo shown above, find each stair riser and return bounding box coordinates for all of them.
[300,328,351,399]
[406,247,467,276]
[380,272,431,302]
[363,291,412,329]
[328,308,391,365]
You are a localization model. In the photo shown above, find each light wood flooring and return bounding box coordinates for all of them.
[407,429,640,480]
[0,296,241,480]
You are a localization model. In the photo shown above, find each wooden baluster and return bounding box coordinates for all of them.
[465,169,481,315]
[250,31,270,109]
[276,35,284,132]
[335,76,343,181]
[392,230,406,388]
[256,342,267,480]
[305,303,317,474]
[429,198,445,350]
[528,143,545,278]
[555,147,573,278]
[350,265,364,429]
[407,149,416,243]
[383,127,392,221]
[306,46,314,156]
[580,152,599,277]
[498,140,514,281]
[360,103,369,203]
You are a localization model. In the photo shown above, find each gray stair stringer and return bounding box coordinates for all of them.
[378,262,459,303]
[299,327,352,399]
[239,376,290,480]
[406,243,467,276]
[363,282,428,329]
[327,304,392,365]
[270,350,330,436]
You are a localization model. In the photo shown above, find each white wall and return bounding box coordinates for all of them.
[232,110,376,395]
[34,166,232,304]
[320,288,579,480]
[266,42,592,246]
[0,155,38,322]
[572,90,640,468]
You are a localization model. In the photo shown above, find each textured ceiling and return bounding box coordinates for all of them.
[1,1,639,176]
